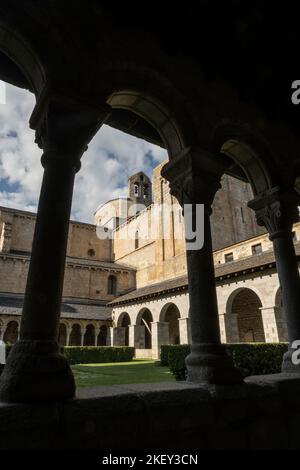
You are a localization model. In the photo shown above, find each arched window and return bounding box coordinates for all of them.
[108,275,117,295]
[135,230,139,249]
[134,183,139,196]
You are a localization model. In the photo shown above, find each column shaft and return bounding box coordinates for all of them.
[21,160,76,340]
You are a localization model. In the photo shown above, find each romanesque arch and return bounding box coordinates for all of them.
[0,23,46,97]
[69,323,81,346]
[227,288,265,342]
[136,308,153,349]
[107,90,186,159]
[160,303,180,345]
[84,324,95,346]
[211,124,275,196]
[3,321,19,344]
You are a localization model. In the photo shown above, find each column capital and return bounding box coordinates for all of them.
[161,147,225,208]
[30,93,111,172]
[248,187,299,240]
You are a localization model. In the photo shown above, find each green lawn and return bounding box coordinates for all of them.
[72,359,175,388]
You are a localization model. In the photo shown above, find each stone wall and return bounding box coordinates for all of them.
[0,206,113,262]
[1,375,300,450]
[0,254,135,301]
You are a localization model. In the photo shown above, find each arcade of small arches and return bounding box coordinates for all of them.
[0,317,109,347]
[111,280,288,358]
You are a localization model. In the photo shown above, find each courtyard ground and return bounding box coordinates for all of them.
[72,359,175,388]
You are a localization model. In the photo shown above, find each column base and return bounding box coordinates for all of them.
[0,340,75,403]
[281,346,300,374]
[186,343,243,385]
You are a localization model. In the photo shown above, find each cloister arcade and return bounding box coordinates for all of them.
[0,317,109,347]
[111,267,290,358]
[0,3,299,410]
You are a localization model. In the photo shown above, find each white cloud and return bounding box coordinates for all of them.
[0,83,167,223]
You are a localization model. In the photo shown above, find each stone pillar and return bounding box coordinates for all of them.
[0,98,110,402]
[66,326,72,346]
[95,327,101,346]
[128,325,136,348]
[107,327,114,346]
[260,307,280,343]
[151,322,170,359]
[134,325,146,349]
[249,188,300,371]
[162,150,242,384]
[113,327,126,346]
[273,306,289,342]
[220,313,239,343]
[80,326,86,346]
[178,317,191,344]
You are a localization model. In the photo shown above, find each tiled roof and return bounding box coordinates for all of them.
[109,275,188,305]
[0,294,112,320]
[109,242,300,306]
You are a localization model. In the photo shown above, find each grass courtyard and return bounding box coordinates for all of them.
[72,359,175,388]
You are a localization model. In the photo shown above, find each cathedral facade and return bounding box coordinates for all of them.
[0,161,296,357]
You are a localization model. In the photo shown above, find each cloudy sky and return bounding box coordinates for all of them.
[0,83,167,223]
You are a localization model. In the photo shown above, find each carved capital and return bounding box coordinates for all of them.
[30,92,111,171]
[248,187,300,239]
[161,148,223,208]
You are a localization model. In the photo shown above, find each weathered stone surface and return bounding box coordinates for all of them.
[0,375,299,450]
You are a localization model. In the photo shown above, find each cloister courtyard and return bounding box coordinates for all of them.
[1,0,300,454]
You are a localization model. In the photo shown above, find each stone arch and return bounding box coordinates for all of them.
[0,22,46,96]
[136,308,153,349]
[210,122,275,195]
[117,312,131,347]
[159,303,180,345]
[69,323,81,346]
[274,287,288,341]
[3,320,19,344]
[226,288,265,342]
[97,325,108,346]
[107,90,187,159]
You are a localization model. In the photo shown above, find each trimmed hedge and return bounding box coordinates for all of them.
[162,343,289,380]
[63,346,135,365]
[2,344,134,365]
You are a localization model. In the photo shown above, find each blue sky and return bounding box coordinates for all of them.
[0,83,167,223]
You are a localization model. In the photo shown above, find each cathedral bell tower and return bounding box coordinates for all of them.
[128,172,152,207]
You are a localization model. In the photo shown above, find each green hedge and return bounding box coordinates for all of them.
[163,343,289,381]
[63,346,135,365]
[2,344,135,365]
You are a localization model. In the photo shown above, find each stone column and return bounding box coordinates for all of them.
[66,326,72,346]
[0,98,110,402]
[162,150,242,384]
[134,325,146,349]
[178,317,191,344]
[249,188,300,371]
[151,322,170,359]
[80,326,86,346]
[107,327,114,346]
[260,307,280,343]
[94,327,101,346]
[128,325,136,348]
[220,313,239,343]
